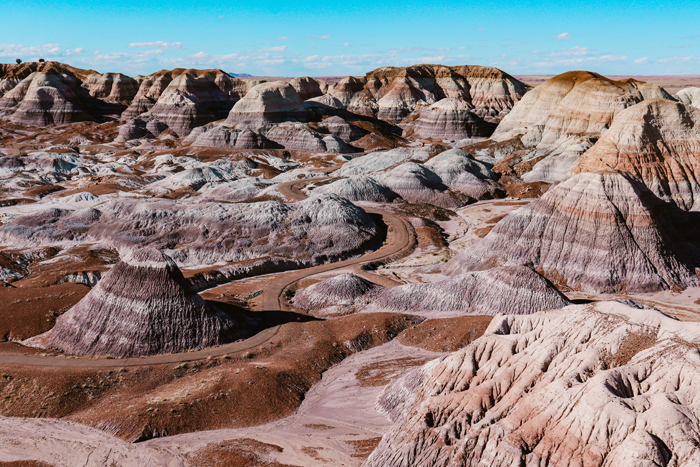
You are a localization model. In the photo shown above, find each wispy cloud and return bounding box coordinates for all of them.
[274,36,289,41]
[549,46,593,57]
[306,35,331,41]
[554,32,572,40]
[535,54,628,67]
[633,57,649,64]
[657,55,696,63]
[258,45,287,52]
[127,41,185,49]
[0,43,62,57]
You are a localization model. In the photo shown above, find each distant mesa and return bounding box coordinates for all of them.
[0,61,530,151]
[574,98,700,210]
[30,248,248,358]
[445,170,700,293]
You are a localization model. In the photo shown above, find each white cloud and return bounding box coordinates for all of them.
[274,36,289,41]
[258,46,287,52]
[657,55,695,63]
[0,43,62,58]
[550,46,592,57]
[535,54,628,67]
[127,41,185,49]
[306,35,331,40]
[633,57,649,64]
[556,32,572,40]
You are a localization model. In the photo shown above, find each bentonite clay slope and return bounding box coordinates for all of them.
[410,97,497,140]
[292,273,381,311]
[332,64,528,125]
[445,171,700,293]
[39,248,245,358]
[0,66,91,125]
[191,81,356,151]
[676,87,700,109]
[225,80,307,126]
[81,72,139,103]
[489,71,672,182]
[372,266,571,316]
[133,69,247,137]
[366,301,700,467]
[574,99,700,210]
[0,193,379,267]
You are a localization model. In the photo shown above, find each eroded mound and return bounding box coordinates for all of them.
[37,248,246,358]
[487,71,672,182]
[573,98,700,210]
[445,171,700,293]
[292,273,382,311]
[373,266,570,316]
[367,302,700,467]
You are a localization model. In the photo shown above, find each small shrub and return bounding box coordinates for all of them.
[15,58,21,64]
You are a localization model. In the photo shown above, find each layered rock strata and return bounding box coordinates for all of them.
[41,248,245,358]
[574,99,700,210]
[445,171,700,293]
[490,71,673,182]
[373,266,570,316]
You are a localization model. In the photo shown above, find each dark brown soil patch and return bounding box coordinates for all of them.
[345,437,383,459]
[303,423,334,430]
[0,313,421,442]
[356,356,434,387]
[602,330,657,368]
[187,438,300,467]
[0,462,55,467]
[395,203,456,222]
[0,283,90,340]
[397,315,493,352]
[504,180,551,199]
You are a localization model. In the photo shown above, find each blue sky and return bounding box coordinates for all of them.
[2,0,699,77]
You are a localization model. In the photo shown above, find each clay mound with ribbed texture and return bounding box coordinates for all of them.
[81,72,139,104]
[224,81,307,126]
[374,161,464,208]
[411,97,497,140]
[292,273,381,311]
[676,87,700,109]
[0,193,379,268]
[40,248,245,358]
[445,171,700,293]
[289,76,327,101]
[312,175,400,202]
[328,64,528,127]
[491,71,672,182]
[0,70,91,125]
[573,99,700,210]
[373,266,570,316]
[366,301,700,467]
[423,148,502,199]
[144,70,246,137]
